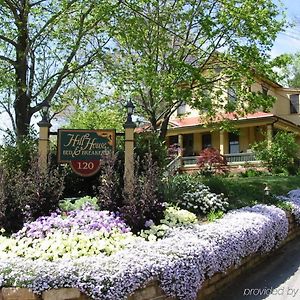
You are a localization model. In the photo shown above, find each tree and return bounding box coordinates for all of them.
[252,131,299,174]
[66,103,125,132]
[278,52,300,88]
[0,0,117,139]
[106,0,286,139]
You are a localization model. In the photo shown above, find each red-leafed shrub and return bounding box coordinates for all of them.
[197,147,228,175]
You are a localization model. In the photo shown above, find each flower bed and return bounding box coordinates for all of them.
[0,204,289,300]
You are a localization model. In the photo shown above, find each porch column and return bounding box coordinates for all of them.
[178,134,183,156]
[219,130,225,155]
[267,125,273,148]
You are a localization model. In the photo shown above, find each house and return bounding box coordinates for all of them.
[165,77,300,171]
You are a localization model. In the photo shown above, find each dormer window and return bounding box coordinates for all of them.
[290,94,299,114]
[177,102,186,115]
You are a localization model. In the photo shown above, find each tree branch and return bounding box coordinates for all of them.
[0,34,17,47]
[0,55,16,66]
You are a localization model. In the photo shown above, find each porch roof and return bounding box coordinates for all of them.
[169,112,274,128]
[168,112,300,135]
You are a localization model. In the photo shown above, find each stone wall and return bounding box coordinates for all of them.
[1,213,299,300]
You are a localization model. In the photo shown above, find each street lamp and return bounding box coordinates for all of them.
[264,185,270,196]
[38,100,51,172]
[125,100,135,126]
[40,100,50,123]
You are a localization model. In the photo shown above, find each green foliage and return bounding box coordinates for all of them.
[0,0,118,138]
[139,206,198,241]
[66,104,125,132]
[164,174,228,215]
[203,175,300,210]
[135,133,168,170]
[240,168,269,177]
[277,52,300,87]
[0,158,65,233]
[0,130,38,172]
[207,210,225,222]
[59,196,99,212]
[252,131,299,174]
[107,0,286,138]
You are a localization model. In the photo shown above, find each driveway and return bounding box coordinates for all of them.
[210,236,300,300]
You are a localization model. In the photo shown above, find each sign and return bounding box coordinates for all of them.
[58,129,116,177]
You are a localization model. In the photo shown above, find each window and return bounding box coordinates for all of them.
[227,87,237,102]
[228,132,239,154]
[183,134,194,156]
[177,102,186,115]
[290,94,299,114]
[202,133,212,149]
[262,85,269,96]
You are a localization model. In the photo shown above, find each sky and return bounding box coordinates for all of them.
[271,0,300,57]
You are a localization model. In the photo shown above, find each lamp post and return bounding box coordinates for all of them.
[124,100,136,193]
[37,100,51,172]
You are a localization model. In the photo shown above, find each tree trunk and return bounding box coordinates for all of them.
[14,1,32,139]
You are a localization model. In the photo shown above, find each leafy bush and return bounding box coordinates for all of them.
[197,147,228,176]
[240,168,268,177]
[164,174,228,215]
[0,130,38,172]
[135,132,168,170]
[59,196,99,212]
[181,184,228,215]
[207,210,224,222]
[252,131,299,174]
[120,153,164,232]
[140,206,198,241]
[0,158,65,233]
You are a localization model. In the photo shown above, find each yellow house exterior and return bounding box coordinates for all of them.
[166,78,300,170]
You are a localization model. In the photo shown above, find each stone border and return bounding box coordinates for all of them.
[1,213,299,300]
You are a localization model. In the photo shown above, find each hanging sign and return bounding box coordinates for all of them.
[57,129,116,177]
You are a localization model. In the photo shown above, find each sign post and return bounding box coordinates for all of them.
[57,129,116,177]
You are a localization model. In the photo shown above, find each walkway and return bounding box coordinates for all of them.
[210,236,300,300]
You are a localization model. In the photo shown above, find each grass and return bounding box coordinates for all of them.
[201,175,300,210]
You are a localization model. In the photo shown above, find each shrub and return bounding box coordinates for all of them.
[181,184,228,215]
[59,196,99,212]
[164,174,228,215]
[140,206,198,241]
[135,132,168,170]
[0,130,37,173]
[252,131,299,174]
[98,154,123,212]
[120,153,164,232]
[197,147,228,176]
[0,157,65,233]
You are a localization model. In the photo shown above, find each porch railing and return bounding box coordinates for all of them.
[165,155,182,176]
[224,152,257,163]
[182,152,258,167]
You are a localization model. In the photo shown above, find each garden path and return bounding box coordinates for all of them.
[210,236,300,300]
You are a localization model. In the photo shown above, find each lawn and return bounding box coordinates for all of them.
[202,175,300,209]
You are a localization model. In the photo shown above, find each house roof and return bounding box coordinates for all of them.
[170,112,274,128]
